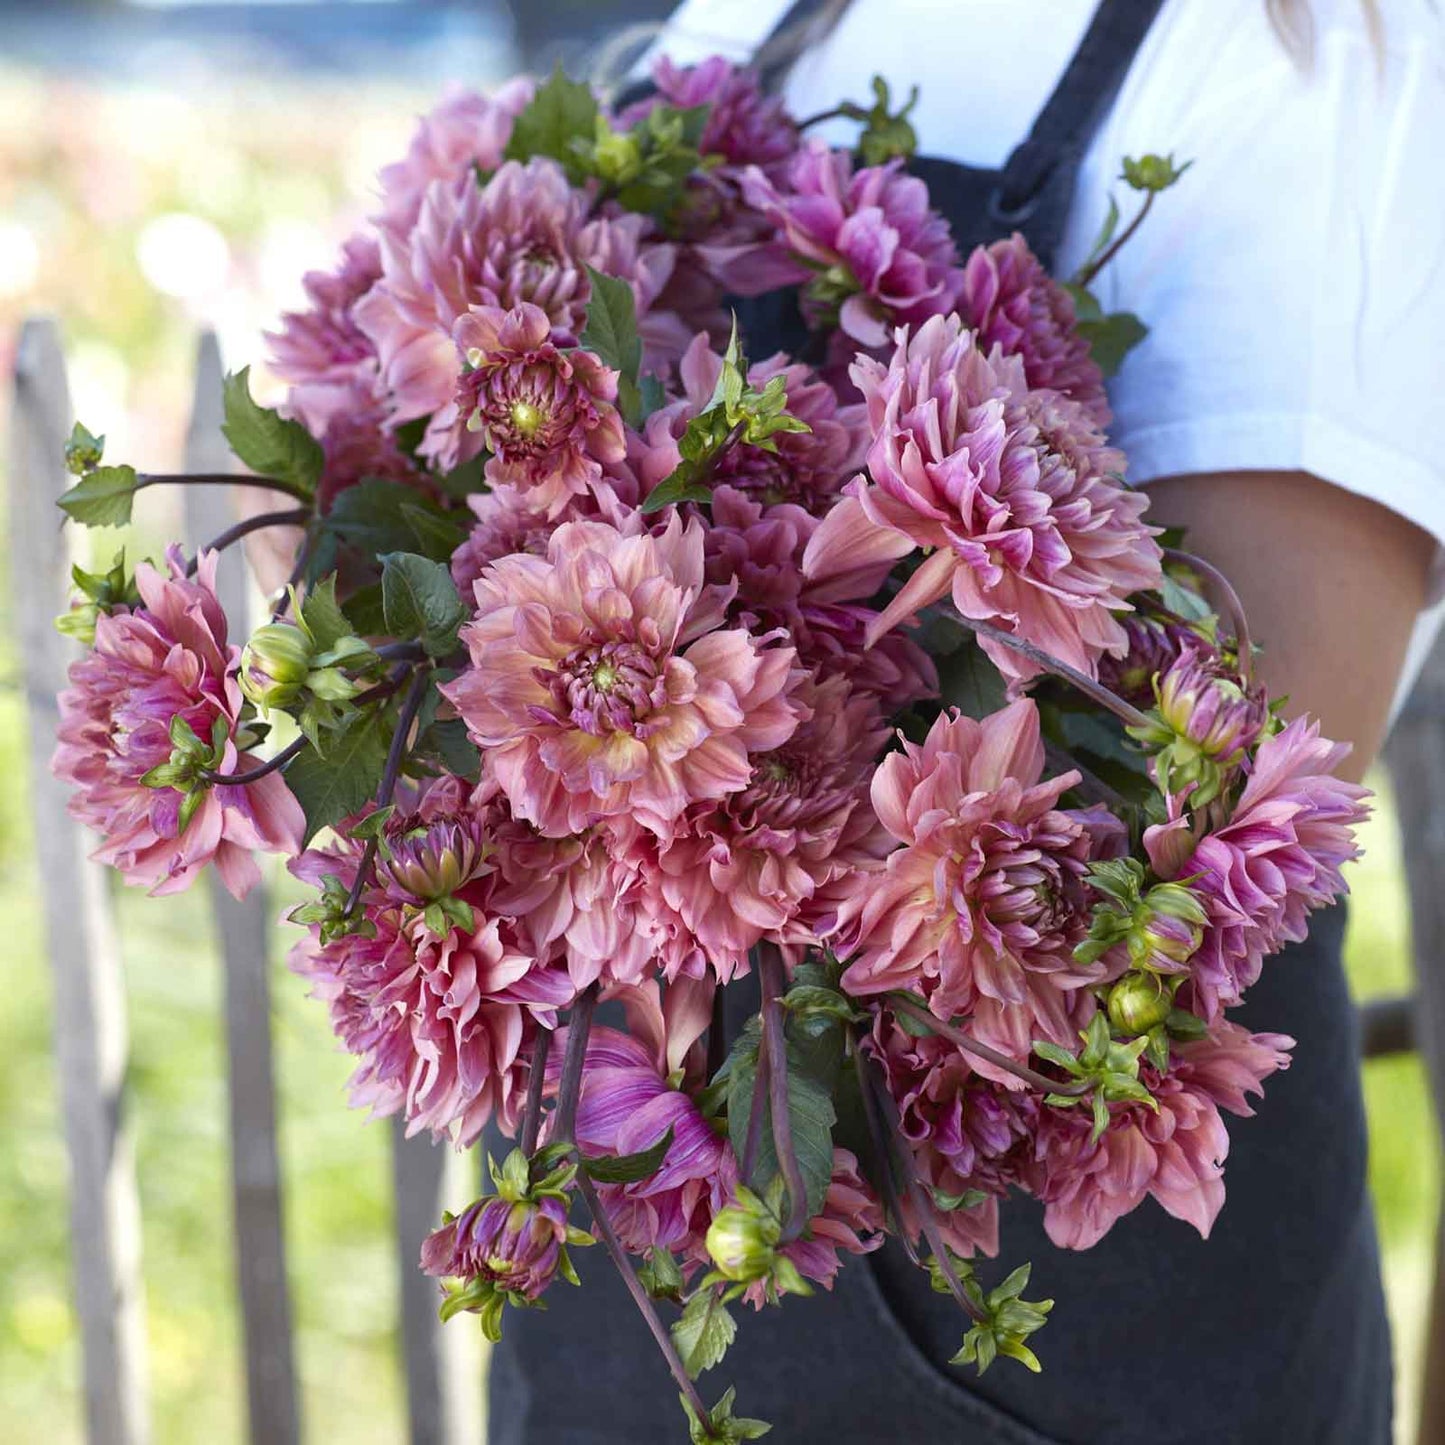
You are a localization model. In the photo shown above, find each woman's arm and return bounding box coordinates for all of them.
[1144,471,1435,784]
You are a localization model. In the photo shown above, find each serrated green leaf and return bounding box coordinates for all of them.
[407,716,482,783]
[640,461,715,514]
[1160,571,1212,623]
[1076,311,1148,378]
[380,552,467,657]
[503,64,600,180]
[300,574,351,651]
[580,1127,675,1184]
[579,266,641,383]
[671,1290,736,1378]
[57,465,140,527]
[221,367,322,495]
[323,478,467,562]
[285,713,389,843]
[937,635,1007,719]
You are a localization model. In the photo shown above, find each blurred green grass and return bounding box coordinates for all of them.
[0,679,1437,1441]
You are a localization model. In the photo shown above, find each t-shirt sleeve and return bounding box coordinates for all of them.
[1059,0,1445,561]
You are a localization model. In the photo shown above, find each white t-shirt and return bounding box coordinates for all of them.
[644,0,1445,707]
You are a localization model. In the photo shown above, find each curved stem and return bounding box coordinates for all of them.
[138,471,313,504]
[758,943,809,1243]
[797,105,849,130]
[948,609,1152,731]
[553,984,599,1149]
[574,1170,711,1422]
[1163,547,1254,683]
[520,1026,554,1159]
[1073,189,1154,290]
[201,733,307,786]
[849,1037,920,1268]
[888,996,1090,1097]
[187,507,310,576]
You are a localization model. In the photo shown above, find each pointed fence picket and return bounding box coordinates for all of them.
[7,316,1443,1444]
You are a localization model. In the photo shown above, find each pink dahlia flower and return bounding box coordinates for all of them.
[355,159,673,430]
[1147,718,1369,1019]
[1029,1021,1292,1249]
[429,301,626,496]
[959,234,1109,427]
[649,671,890,981]
[421,1190,570,1303]
[266,233,383,437]
[836,700,1123,1056]
[442,516,806,841]
[735,143,964,348]
[802,315,1161,683]
[52,550,304,898]
[288,778,576,1144]
[375,80,535,236]
[1097,612,1202,710]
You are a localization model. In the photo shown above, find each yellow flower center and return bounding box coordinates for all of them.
[509,400,545,439]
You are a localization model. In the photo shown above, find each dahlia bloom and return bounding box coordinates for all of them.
[355,159,673,433]
[52,550,304,899]
[735,143,965,347]
[1029,1021,1292,1249]
[375,80,535,235]
[629,332,868,514]
[442,516,806,841]
[802,315,1161,682]
[1097,612,1202,709]
[421,1189,570,1303]
[1146,718,1369,1019]
[430,302,626,497]
[265,232,383,436]
[959,234,1109,426]
[288,779,576,1144]
[650,671,891,980]
[837,700,1123,1055]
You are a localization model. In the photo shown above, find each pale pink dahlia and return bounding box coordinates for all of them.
[441,516,806,841]
[428,301,626,495]
[649,672,890,980]
[959,234,1109,427]
[288,778,576,1144]
[375,80,535,236]
[354,159,673,428]
[1028,1021,1292,1249]
[735,143,965,347]
[1146,718,1369,1020]
[803,315,1161,683]
[52,550,304,899]
[836,700,1123,1056]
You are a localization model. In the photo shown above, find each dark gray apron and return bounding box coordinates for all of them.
[487,4,1393,1438]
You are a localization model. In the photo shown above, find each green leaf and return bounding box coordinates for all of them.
[300,574,352,651]
[64,421,106,475]
[285,713,389,844]
[937,636,1007,719]
[1075,311,1148,378]
[581,1127,675,1184]
[579,266,642,383]
[341,581,388,637]
[221,367,322,496]
[640,462,716,514]
[322,478,467,562]
[57,465,140,527]
[680,1387,772,1445]
[637,1248,686,1301]
[670,1290,736,1378]
[503,64,600,181]
[1160,571,1212,623]
[380,553,467,657]
[407,716,482,783]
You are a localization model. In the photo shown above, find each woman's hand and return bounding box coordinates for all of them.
[1145,471,1435,783]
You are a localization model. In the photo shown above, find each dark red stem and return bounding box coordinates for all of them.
[520,1026,554,1158]
[187,507,310,576]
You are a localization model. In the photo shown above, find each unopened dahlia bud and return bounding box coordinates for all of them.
[1106,971,1176,1035]
[383,814,489,901]
[240,622,314,712]
[705,1196,781,1284]
[1097,614,1197,709]
[1155,650,1263,764]
[1130,882,1206,973]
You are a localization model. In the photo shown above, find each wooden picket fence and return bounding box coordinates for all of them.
[6,315,1444,1443]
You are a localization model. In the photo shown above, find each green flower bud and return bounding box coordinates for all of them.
[705,1201,780,1284]
[591,119,643,186]
[241,623,315,712]
[1106,971,1176,1036]
[64,422,105,476]
[1121,153,1192,193]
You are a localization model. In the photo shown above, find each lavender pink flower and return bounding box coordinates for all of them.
[52,550,304,898]
[421,1190,570,1302]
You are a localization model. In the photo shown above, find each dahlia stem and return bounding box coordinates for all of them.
[574,1169,712,1422]
[553,984,599,1149]
[740,1046,769,1181]
[706,981,727,1083]
[888,995,1090,1097]
[947,609,1152,731]
[1163,547,1255,683]
[797,105,849,130]
[137,471,315,504]
[187,507,311,576]
[375,641,430,663]
[200,733,307,786]
[758,943,810,1243]
[344,667,431,917]
[858,1049,988,1325]
[519,1026,554,1159]
[849,1036,921,1268]
[1073,189,1154,290]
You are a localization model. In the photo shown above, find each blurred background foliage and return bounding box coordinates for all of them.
[0,2,1436,1442]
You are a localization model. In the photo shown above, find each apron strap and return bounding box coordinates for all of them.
[750,0,852,95]
[993,0,1165,219]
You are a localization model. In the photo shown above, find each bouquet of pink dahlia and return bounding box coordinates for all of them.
[52,60,1366,1442]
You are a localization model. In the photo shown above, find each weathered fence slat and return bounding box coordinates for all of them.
[1382,638,1445,1445]
[393,1123,484,1445]
[183,334,302,1445]
[9,318,150,1445]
